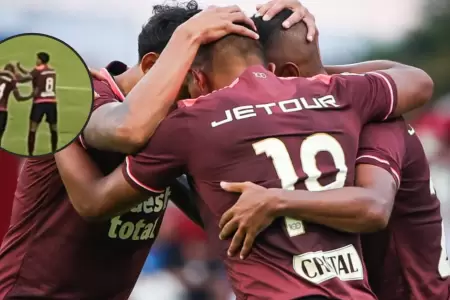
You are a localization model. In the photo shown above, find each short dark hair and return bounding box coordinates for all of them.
[37,52,50,64]
[252,9,320,71]
[252,9,294,50]
[138,0,201,61]
[193,23,265,72]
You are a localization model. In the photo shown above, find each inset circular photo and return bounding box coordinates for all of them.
[0,33,93,157]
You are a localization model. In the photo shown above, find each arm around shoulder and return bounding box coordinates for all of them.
[326,60,434,116]
[83,101,149,154]
[382,63,434,116]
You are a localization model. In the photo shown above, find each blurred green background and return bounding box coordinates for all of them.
[0,34,92,156]
[362,0,450,103]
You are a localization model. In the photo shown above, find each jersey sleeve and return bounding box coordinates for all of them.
[91,79,121,111]
[337,71,398,123]
[30,68,39,79]
[356,118,407,188]
[122,111,189,193]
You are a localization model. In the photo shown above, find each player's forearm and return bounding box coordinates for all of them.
[326,60,433,116]
[55,144,112,221]
[325,60,399,75]
[83,103,140,154]
[17,65,29,74]
[272,187,390,232]
[14,90,32,101]
[116,27,201,152]
[16,75,32,83]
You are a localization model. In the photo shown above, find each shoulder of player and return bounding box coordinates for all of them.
[92,79,118,98]
[402,123,427,164]
[363,117,408,143]
[163,105,193,123]
[0,71,15,81]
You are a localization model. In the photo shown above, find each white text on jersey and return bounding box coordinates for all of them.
[211,95,340,128]
[293,245,364,284]
[108,187,171,240]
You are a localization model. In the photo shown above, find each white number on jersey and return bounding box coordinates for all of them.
[253,133,348,237]
[0,83,6,99]
[41,77,55,97]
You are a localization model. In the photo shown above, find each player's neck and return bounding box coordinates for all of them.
[113,66,141,96]
[211,57,263,90]
[297,60,327,78]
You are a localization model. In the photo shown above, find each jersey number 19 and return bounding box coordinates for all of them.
[253,133,348,237]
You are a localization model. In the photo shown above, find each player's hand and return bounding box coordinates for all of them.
[89,68,107,81]
[256,0,316,41]
[180,5,259,45]
[219,181,278,259]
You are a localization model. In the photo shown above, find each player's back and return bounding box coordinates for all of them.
[31,64,56,103]
[0,71,17,110]
[178,65,396,300]
[0,69,171,300]
[361,119,450,300]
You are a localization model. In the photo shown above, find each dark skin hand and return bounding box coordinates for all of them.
[16,62,29,74]
[256,0,317,41]
[219,164,396,259]
[14,63,33,83]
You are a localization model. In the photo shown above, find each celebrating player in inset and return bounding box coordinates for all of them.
[16,52,58,155]
[0,63,33,147]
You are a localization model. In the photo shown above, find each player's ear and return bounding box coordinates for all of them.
[277,62,300,78]
[267,63,276,74]
[188,69,209,98]
[192,69,210,95]
[140,52,159,74]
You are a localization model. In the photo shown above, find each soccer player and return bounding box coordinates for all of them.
[15,52,58,155]
[0,3,255,299]
[54,7,432,300]
[217,6,449,300]
[0,63,33,146]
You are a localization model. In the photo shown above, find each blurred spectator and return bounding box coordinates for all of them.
[130,205,233,300]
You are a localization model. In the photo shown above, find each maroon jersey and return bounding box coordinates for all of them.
[30,64,57,104]
[0,151,19,242]
[0,71,17,110]
[0,66,181,300]
[357,118,450,300]
[122,65,398,299]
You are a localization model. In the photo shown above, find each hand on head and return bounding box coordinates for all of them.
[256,0,317,42]
[180,5,259,45]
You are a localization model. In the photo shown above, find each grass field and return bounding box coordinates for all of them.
[0,34,92,156]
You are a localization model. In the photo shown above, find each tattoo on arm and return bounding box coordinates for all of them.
[83,102,139,154]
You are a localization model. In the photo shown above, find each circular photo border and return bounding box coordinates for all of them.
[0,32,94,158]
